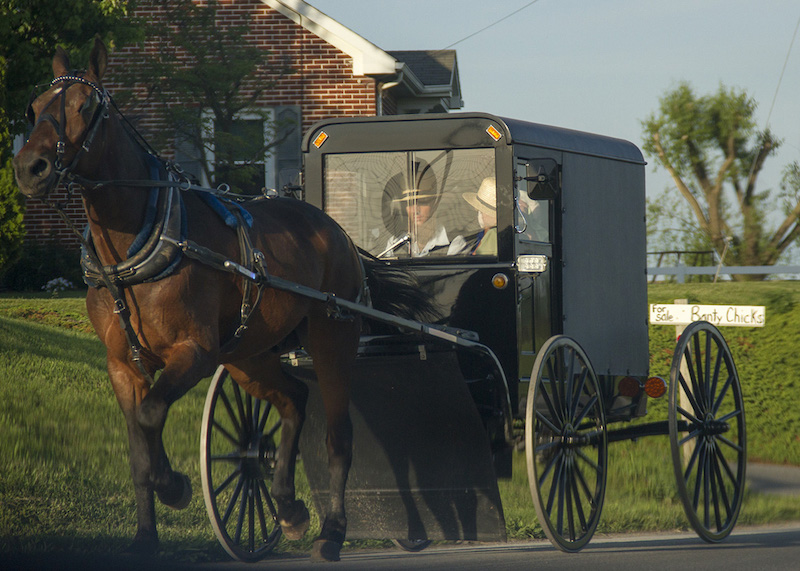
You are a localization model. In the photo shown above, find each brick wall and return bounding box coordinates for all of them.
[24,0,380,248]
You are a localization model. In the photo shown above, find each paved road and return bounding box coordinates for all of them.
[748,462,800,496]
[198,524,800,570]
[4,463,798,570]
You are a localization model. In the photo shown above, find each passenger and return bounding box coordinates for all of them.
[384,168,465,257]
[462,177,497,255]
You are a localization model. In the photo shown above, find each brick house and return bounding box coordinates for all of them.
[22,0,463,248]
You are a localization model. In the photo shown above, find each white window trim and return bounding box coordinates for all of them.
[201,108,276,192]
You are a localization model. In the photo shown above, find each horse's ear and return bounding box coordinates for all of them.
[88,36,108,82]
[53,46,70,78]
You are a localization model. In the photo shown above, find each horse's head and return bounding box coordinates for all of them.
[13,37,110,199]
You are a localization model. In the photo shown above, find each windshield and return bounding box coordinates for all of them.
[324,149,496,259]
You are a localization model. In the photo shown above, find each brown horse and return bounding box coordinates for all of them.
[13,38,362,562]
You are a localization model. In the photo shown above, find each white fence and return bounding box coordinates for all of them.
[647,265,800,282]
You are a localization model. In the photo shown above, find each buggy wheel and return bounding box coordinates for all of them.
[525,336,607,552]
[392,539,432,552]
[200,365,283,561]
[669,321,746,542]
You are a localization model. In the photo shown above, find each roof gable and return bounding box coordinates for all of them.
[262,0,397,75]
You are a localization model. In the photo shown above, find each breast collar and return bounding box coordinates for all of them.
[81,156,187,288]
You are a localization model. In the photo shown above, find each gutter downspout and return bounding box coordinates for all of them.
[376,69,404,116]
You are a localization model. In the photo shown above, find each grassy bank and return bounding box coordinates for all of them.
[1,285,800,563]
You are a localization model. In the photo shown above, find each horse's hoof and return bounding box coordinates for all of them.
[311,539,341,562]
[157,472,192,510]
[279,501,310,541]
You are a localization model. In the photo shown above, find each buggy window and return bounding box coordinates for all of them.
[324,149,496,258]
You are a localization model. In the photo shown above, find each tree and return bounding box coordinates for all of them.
[0,0,140,163]
[0,158,24,276]
[642,82,800,279]
[0,0,139,277]
[117,0,294,194]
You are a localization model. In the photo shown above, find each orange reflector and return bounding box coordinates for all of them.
[618,376,641,398]
[312,131,328,148]
[486,124,502,141]
[644,376,667,399]
[491,273,508,289]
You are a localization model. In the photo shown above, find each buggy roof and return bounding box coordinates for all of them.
[303,112,645,166]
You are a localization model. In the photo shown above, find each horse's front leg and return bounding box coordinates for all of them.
[107,357,159,553]
[136,341,216,508]
[108,341,214,553]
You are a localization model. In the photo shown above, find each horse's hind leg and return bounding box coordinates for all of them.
[225,354,311,540]
[305,315,360,562]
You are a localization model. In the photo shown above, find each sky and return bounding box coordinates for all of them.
[308,0,800,205]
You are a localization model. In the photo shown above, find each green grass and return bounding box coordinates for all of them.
[1,284,800,564]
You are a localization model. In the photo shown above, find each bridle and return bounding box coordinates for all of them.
[28,74,111,190]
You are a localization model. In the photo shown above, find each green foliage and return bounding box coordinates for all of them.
[641,82,799,273]
[0,0,140,163]
[0,159,24,276]
[0,240,84,291]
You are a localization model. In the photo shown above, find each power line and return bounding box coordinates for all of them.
[764,13,800,130]
[441,0,542,50]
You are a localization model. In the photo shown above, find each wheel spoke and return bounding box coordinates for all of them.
[212,420,241,448]
[678,373,703,418]
[572,393,598,427]
[545,358,564,425]
[571,367,589,416]
[234,478,249,545]
[569,463,589,534]
[214,465,243,497]
[712,375,735,416]
[222,474,245,526]
[535,408,562,436]
[218,391,243,441]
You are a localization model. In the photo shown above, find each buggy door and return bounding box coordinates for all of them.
[515,157,560,380]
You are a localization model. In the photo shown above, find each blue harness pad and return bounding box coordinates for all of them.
[196,191,254,230]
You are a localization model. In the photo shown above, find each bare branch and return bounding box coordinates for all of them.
[652,133,711,234]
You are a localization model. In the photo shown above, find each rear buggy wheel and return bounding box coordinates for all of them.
[200,366,283,561]
[669,321,746,542]
[525,336,607,552]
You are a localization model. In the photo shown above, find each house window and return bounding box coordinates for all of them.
[207,111,276,195]
[174,108,303,195]
[175,110,277,194]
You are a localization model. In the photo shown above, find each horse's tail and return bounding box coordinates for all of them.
[359,251,441,329]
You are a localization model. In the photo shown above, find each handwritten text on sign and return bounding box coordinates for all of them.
[650,304,766,327]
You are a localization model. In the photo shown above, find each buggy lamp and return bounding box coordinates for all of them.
[618,376,641,398]
[492,273,509,289]
[644,376,667,398]
[517,255,548,273]
[618,376,667,399]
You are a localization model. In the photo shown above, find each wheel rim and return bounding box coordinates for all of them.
[200,366,283,561]
[392,538,433,552]
[525,336,607,552]
[669,321,746,542]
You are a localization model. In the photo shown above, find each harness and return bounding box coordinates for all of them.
[34,73,271,380]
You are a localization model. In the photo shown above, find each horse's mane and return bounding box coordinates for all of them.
[359,251,441,329]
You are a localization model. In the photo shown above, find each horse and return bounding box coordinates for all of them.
[13,37,363,562]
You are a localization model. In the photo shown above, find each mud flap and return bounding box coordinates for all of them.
[286,338,507,542]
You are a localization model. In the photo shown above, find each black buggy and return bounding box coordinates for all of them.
[200,112,746,558]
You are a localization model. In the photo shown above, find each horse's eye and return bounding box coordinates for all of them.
[26,104,36,126]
